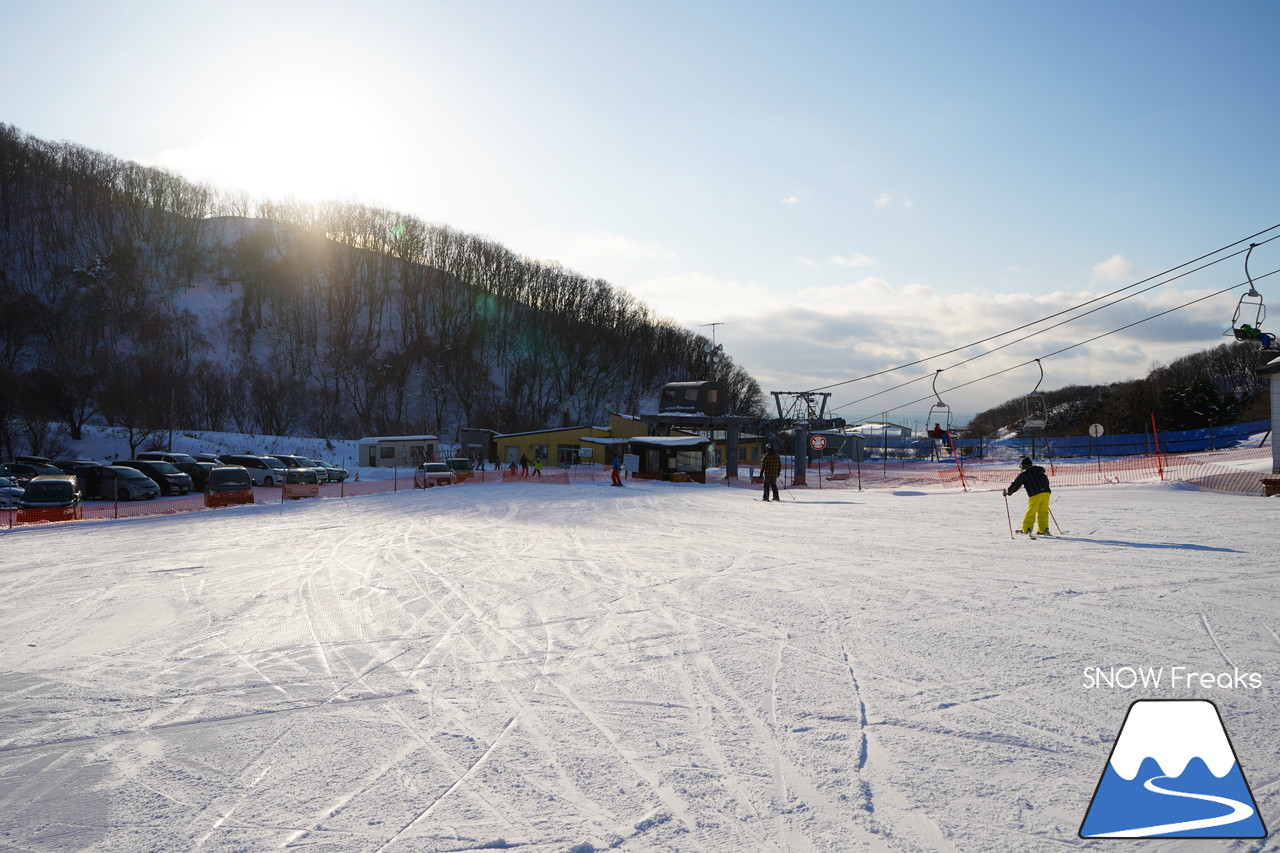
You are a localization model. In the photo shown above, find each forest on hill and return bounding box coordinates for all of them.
[964,339,1271,438]
[0,124,764,457]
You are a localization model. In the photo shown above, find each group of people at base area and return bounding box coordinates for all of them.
[508,454,543,476]
[1004,456,1052,536]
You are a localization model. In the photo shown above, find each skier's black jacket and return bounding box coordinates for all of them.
[1006,465,1051,497]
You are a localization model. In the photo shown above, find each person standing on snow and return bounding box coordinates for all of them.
[611,453,623,486]
[760,447,782,502]
[1004,456,1051,536]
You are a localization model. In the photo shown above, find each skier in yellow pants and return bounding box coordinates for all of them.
[1004,457,1051,537]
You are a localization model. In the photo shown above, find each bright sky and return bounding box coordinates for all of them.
[4,0,1279,424]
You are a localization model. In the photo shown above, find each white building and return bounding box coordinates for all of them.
[356,435,441,468]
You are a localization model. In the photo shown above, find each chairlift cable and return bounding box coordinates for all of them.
[836,275,1267,417]
[832,264,1280,415]
[806,225,1280,395]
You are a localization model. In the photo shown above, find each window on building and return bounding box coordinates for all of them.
[675,450,705,472]
[379,446,395,459]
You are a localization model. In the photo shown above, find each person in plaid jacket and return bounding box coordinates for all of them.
[760,448,782,502]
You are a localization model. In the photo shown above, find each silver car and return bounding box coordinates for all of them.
[0,475,24,507]
[98,465,161,501]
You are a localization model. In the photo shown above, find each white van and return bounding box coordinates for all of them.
[219,454,288,486]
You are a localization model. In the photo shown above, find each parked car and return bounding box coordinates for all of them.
[414,461,458,488]
[269,454,328,481]
[219,454,288,486]
[206,465,253,491]
[14,455,54,466]
[193,452,225,465]
[445,457,476,481]
[283,468,320,485]
[205,465,254,507]
[116,459,193,496]
[17,474,83,519]
[312,459,349,482]
[89,465,161,501]
[0,475,23,507]
[3,461,63,485]
[137,451,215,490]
[53,458,97,474]
[62,462,104,493]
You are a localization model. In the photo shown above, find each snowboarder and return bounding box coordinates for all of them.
[760,447,781,502]
[611,453,623,486]
[1237,323,1277,349]
[1004,456,1051,536]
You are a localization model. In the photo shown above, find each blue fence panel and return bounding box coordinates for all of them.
[949,418,1269,458]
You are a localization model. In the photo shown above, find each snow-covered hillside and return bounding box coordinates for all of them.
[1,475,1276,851]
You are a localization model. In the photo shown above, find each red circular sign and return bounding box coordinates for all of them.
[809,434,827,450]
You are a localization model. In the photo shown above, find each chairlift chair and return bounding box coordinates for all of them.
[926,370,954,457]
[1226,243,1278,349]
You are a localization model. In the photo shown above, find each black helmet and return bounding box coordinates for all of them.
[1019,457,1032,469]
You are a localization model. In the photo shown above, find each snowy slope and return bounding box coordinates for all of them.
[0,479,1276,852]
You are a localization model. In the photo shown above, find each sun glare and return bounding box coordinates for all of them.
[154,79,395,204]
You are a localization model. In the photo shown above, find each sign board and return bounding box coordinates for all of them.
[1089,423,1105,438]
[809,434,828,451]
[623,453,641,474]
[578,447,594,458]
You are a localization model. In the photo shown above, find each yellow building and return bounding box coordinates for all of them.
[494,413,688,470]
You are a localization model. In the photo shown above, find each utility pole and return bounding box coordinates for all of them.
[701,323,726,469]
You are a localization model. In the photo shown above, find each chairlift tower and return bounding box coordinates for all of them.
[764,391,845,486]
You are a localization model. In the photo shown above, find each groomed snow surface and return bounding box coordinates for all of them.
[1,477,1277,852]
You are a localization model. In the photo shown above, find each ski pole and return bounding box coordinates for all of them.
[1003,491,1014,539]
[1049,506,1064,534]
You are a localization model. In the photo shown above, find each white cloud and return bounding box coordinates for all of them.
[552,231,679,264]
[1091,253,1138,283]
[829,253,877,268]
[625,272,774,326]
[780,195,801,205]
[689,277,1227,417]
[797,257,817,268]
[872,193,913,211]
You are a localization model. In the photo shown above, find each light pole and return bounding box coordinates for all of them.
[701,322,725,468]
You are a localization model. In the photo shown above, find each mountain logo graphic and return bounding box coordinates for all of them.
[1080,699,1267,839]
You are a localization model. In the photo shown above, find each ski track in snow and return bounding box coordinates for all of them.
[0,480,1277,851]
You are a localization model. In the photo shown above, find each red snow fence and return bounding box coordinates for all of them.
[726,446,1273,497]
[958,448,1271,495]
[0,467,617,531]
